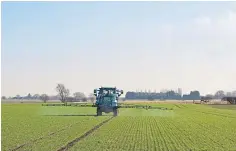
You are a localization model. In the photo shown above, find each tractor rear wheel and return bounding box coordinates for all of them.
[97,107,102,116]
[113,108,118,116]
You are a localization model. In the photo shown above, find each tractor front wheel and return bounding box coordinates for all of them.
[97,107,102,116]
[113,108,118,117]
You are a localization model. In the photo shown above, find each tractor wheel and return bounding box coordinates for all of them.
[113,108,118,117]
[97,107,102,116]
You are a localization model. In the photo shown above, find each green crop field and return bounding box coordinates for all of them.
[2,102,236,151]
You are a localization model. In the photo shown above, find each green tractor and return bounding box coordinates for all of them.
[94,87,123,116]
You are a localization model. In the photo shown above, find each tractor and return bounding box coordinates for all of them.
[94,87,123,116]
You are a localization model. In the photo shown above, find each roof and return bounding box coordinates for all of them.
[100,87,116,90]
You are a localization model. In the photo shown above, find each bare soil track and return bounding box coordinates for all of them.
[57,116,114,151]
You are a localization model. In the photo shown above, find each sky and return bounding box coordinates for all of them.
[1,1,236,97]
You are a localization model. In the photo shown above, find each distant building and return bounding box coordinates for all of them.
[182,91,201,100]
[232,91,236,97]
[125,89,200,100]
[178,88,182,97]
[226,92,232,97]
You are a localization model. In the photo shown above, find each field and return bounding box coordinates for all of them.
[2,101,236,151]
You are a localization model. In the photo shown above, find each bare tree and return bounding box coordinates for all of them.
[40,94,49,103]
[33,94,40,100]
[27,93,32,99]
[82,97,87,102]
[73,92,86,101]
[16,95,21,99]
[56,84,70,104]
[215,90,225,99]
[1,96,6,100]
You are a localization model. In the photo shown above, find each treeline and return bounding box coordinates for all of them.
[2,85,236,102]
[2,84,95,104]
[202,90,236,100]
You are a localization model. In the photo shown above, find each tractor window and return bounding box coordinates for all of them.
[103,96,115,102]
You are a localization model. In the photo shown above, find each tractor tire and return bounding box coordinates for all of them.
[97,107,102,116]
[113,108,118,117]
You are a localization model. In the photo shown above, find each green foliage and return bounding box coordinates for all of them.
[1,104,109,151]
[2,103,236,151]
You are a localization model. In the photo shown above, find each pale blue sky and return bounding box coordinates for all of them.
[2,1,236,97]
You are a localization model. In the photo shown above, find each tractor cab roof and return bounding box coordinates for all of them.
[99,87,116,90]
[94,87,123,97]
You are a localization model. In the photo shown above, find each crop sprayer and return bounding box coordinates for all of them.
[42,87,173,116]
